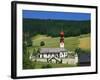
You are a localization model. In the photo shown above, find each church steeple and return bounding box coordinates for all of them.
[60,31,64,48]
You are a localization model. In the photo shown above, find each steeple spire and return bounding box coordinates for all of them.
[60,30,64,48]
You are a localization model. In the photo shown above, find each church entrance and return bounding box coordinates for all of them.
[48,56,62,63]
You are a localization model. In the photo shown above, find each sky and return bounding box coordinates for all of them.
[23,10,90,21]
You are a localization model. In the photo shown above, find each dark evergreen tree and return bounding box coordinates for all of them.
[40,41,45,46]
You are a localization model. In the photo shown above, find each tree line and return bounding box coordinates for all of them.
[23,19,90,37]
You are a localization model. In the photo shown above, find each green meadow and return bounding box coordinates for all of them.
[30,34,90,51]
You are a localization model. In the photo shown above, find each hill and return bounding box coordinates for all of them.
[31,34,90,51]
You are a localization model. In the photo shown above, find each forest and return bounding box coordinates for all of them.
[23,19,90,38]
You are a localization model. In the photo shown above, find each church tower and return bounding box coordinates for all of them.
[60,31,64,48]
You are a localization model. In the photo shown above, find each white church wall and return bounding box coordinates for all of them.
[39,54,42,58]
[60,52,67,58]
[64,52,68,57]
[60,43,64,48]
[75,54,78,64]
[60,52,63,58]
[43,54,48,58]
[47,54,51,58]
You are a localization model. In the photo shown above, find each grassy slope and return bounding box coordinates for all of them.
[31,34,90,51]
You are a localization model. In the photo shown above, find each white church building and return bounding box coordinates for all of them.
[38,48,68,58]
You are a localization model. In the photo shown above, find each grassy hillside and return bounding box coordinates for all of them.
[31,34,90,51]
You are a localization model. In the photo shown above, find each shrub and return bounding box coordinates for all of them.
[75,48,90,54]
[23,53,35,69]
[40,41,45,46]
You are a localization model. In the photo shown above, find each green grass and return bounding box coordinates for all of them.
[29,61,76,69]
[32,35,80,51]
[28,34,90,54]
[64,37,79,51]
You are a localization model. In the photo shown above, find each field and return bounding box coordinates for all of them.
[79,37,90,51]
[31,34,90,51]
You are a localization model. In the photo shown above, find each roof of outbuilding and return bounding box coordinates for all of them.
[40,48,67,53]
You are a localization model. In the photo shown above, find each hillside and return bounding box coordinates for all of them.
[31,34,90,51]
